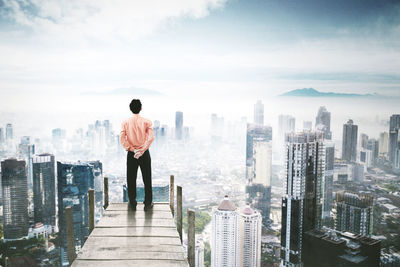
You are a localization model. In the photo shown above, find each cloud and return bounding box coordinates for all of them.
[0,0,227,42]
[82,87,162,96]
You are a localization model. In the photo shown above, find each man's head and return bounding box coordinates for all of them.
[129,99,142,114]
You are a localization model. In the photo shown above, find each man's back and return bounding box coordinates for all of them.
[120,114,154,152]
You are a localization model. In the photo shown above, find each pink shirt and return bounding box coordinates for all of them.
[120,114,154,152]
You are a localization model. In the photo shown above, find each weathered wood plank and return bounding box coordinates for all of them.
[102,210,173,219]
[106,203,169,211]
[90,227,179,237]
[72,203,189,267]
[80,244,185,253]
[82,236,182,247]
[76,251,185,261]
[72,259,188,267]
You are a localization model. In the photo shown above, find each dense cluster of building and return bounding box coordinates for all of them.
[0,105,399,267]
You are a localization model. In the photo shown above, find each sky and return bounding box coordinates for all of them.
[0,0,399,119]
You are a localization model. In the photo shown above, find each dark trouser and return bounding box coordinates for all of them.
[126,150,152,206]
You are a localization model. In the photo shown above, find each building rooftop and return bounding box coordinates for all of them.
[217,195,236,211]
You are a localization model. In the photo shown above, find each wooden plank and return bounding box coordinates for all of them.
[96,218,176,228]
[90,227,179,237]
[82,236,182,247]
[72,259,188,267]
[170,175,175,216]
[80,243,185,254]
[76,251,186,261]
[89,189,95,233]
[65,206,76,266]
[106,203,170,211]
[102,210,173,219]
[187,209,195,267]
[103,177,109,209]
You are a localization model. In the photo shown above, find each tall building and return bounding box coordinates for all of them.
[239,204,261,267]
[323,142,334,219]
[303,229,381,267]
[246,138,272,225]
[254,100,264,125]
[1,159,29,240]
[379,131,389,156]
[303,121,312,131]
[278,115,295,138]
[87,161,103,221]
[32,154,56,229]
[210,113,224,140]
[57,161,96,266]
[352,162,365,182]
[315,106,332,140]
[280,131,325,266]
[211,196,240,267]
[0,127,4,145]
[389,114,400,167]
[175,111,183,140]
[366,139,379,166]
[246,124,272,180]
[360,133,369,149]
[18,137,35,188]
[245,124,272,225]
[342,119,358,162]
[335,191,373,237]
[5,123,13,141]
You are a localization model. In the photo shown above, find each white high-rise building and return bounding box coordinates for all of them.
[254,100,264,125]
[239,204,261,267]
[252,139,272,186]
[211,196,240,267]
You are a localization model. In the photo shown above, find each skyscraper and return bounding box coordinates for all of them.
[303,121,312,131]
[360,133,369,149]
[211,196,240,267]
[18,137,35,188]
[315,106,332,140]
[342,119,358,162]
[379,131,389,156]
[335,191,373,237]
[254,100,264,125]
[0,127,4,145]
[175,111,183,140]
[278,115,295,138]
[32,154,56,230]
[246,138,272,225]
[239,204,261,267]
[57,161,96,266]
[389,114,400,167]
[1,159,29,240]
[5,123,13,141]
[280,131,325,266]
[245,123,272,225]
[87,160,103,221]
[246,124,272,180]
[366,139,379,166]
[323,142,334,219]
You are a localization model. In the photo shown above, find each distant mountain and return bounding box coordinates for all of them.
[83,87,162,96]
[280,88,376,98]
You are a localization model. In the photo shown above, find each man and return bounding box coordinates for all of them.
[120,99,155,211]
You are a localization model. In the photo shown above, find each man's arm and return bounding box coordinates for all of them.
[120,122,132,151]
[141,120,155,152]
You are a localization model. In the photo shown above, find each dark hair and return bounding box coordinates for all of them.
[129,99,142,114]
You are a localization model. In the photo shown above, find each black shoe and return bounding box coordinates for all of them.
[129,202,137,211]
[144,203,154,211]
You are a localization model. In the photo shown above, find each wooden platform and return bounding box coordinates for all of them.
[72,203,189,267]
